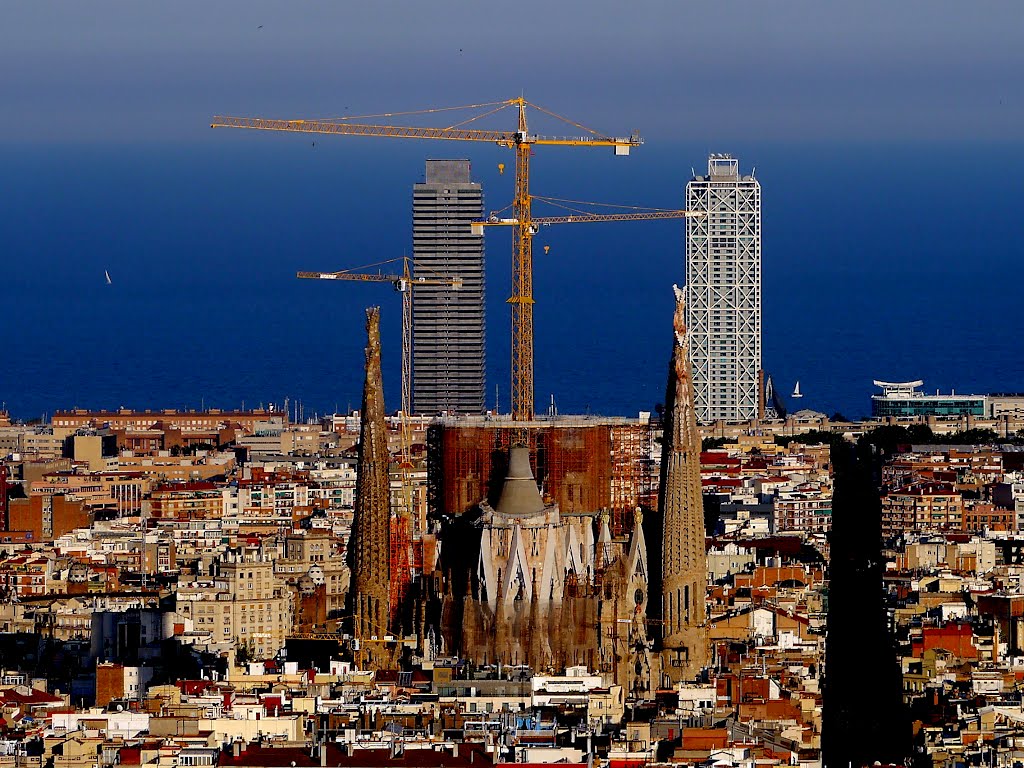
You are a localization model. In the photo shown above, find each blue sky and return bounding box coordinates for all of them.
[3,1,1023,144]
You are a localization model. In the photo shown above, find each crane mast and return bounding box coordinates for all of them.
[511,102,534,424]
[296,257,458,451]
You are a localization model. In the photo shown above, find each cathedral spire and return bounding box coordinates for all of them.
[658,285,708,682]
[349,307,392,661]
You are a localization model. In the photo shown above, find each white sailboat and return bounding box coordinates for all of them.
[792,380,803,399]
[104,269,112,285]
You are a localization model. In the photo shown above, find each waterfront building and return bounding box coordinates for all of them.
[412,159,486,415]
[685,154,762,423]
[871,380,985,418]
[988,394,1024,418]
[51,408,284,434]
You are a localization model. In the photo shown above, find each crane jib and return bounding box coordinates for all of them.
[210,117,639,147]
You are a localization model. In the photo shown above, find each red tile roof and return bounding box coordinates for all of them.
[0,688,62,706]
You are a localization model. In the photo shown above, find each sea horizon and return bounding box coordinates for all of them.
[3,138,1022,423]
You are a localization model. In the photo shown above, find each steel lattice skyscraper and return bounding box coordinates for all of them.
[684,154,762,423]
[412,160,485,415]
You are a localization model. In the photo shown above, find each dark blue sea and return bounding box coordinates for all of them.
[3,136,1023,422]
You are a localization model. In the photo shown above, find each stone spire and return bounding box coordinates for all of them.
[658,285,708,682]
[349,307,392,654]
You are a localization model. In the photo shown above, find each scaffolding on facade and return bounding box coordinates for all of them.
[609,423,660,535]
[427,416,659,527]
[388,512,412,626]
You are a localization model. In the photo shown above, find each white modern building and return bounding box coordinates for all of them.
[685,154,762,423]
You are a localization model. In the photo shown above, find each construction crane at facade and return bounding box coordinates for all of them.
[297,256,461,456]
[298,257,459,621]
[212,98,647,423]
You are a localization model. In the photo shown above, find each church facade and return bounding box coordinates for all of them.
[427,445,656,695]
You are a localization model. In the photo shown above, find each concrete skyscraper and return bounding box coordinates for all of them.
[684,154,762,423]
[412,159,485,415]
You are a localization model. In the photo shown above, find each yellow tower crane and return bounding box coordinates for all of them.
[212,98,643,422]
[297,255,461,454]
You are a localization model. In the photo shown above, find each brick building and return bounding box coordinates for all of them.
[95,662,154,706]
[5,494,90,541]
[52,408,281,435]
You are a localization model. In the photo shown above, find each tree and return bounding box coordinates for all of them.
[775,430,842,449]
[234,638,256,666]
[862,425,921,457]
[702,494,722,535]
[938,427,999,445]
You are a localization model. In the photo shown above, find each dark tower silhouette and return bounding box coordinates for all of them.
[822,437,910,767]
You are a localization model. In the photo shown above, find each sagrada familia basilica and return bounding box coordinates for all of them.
[347,287,708,689]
